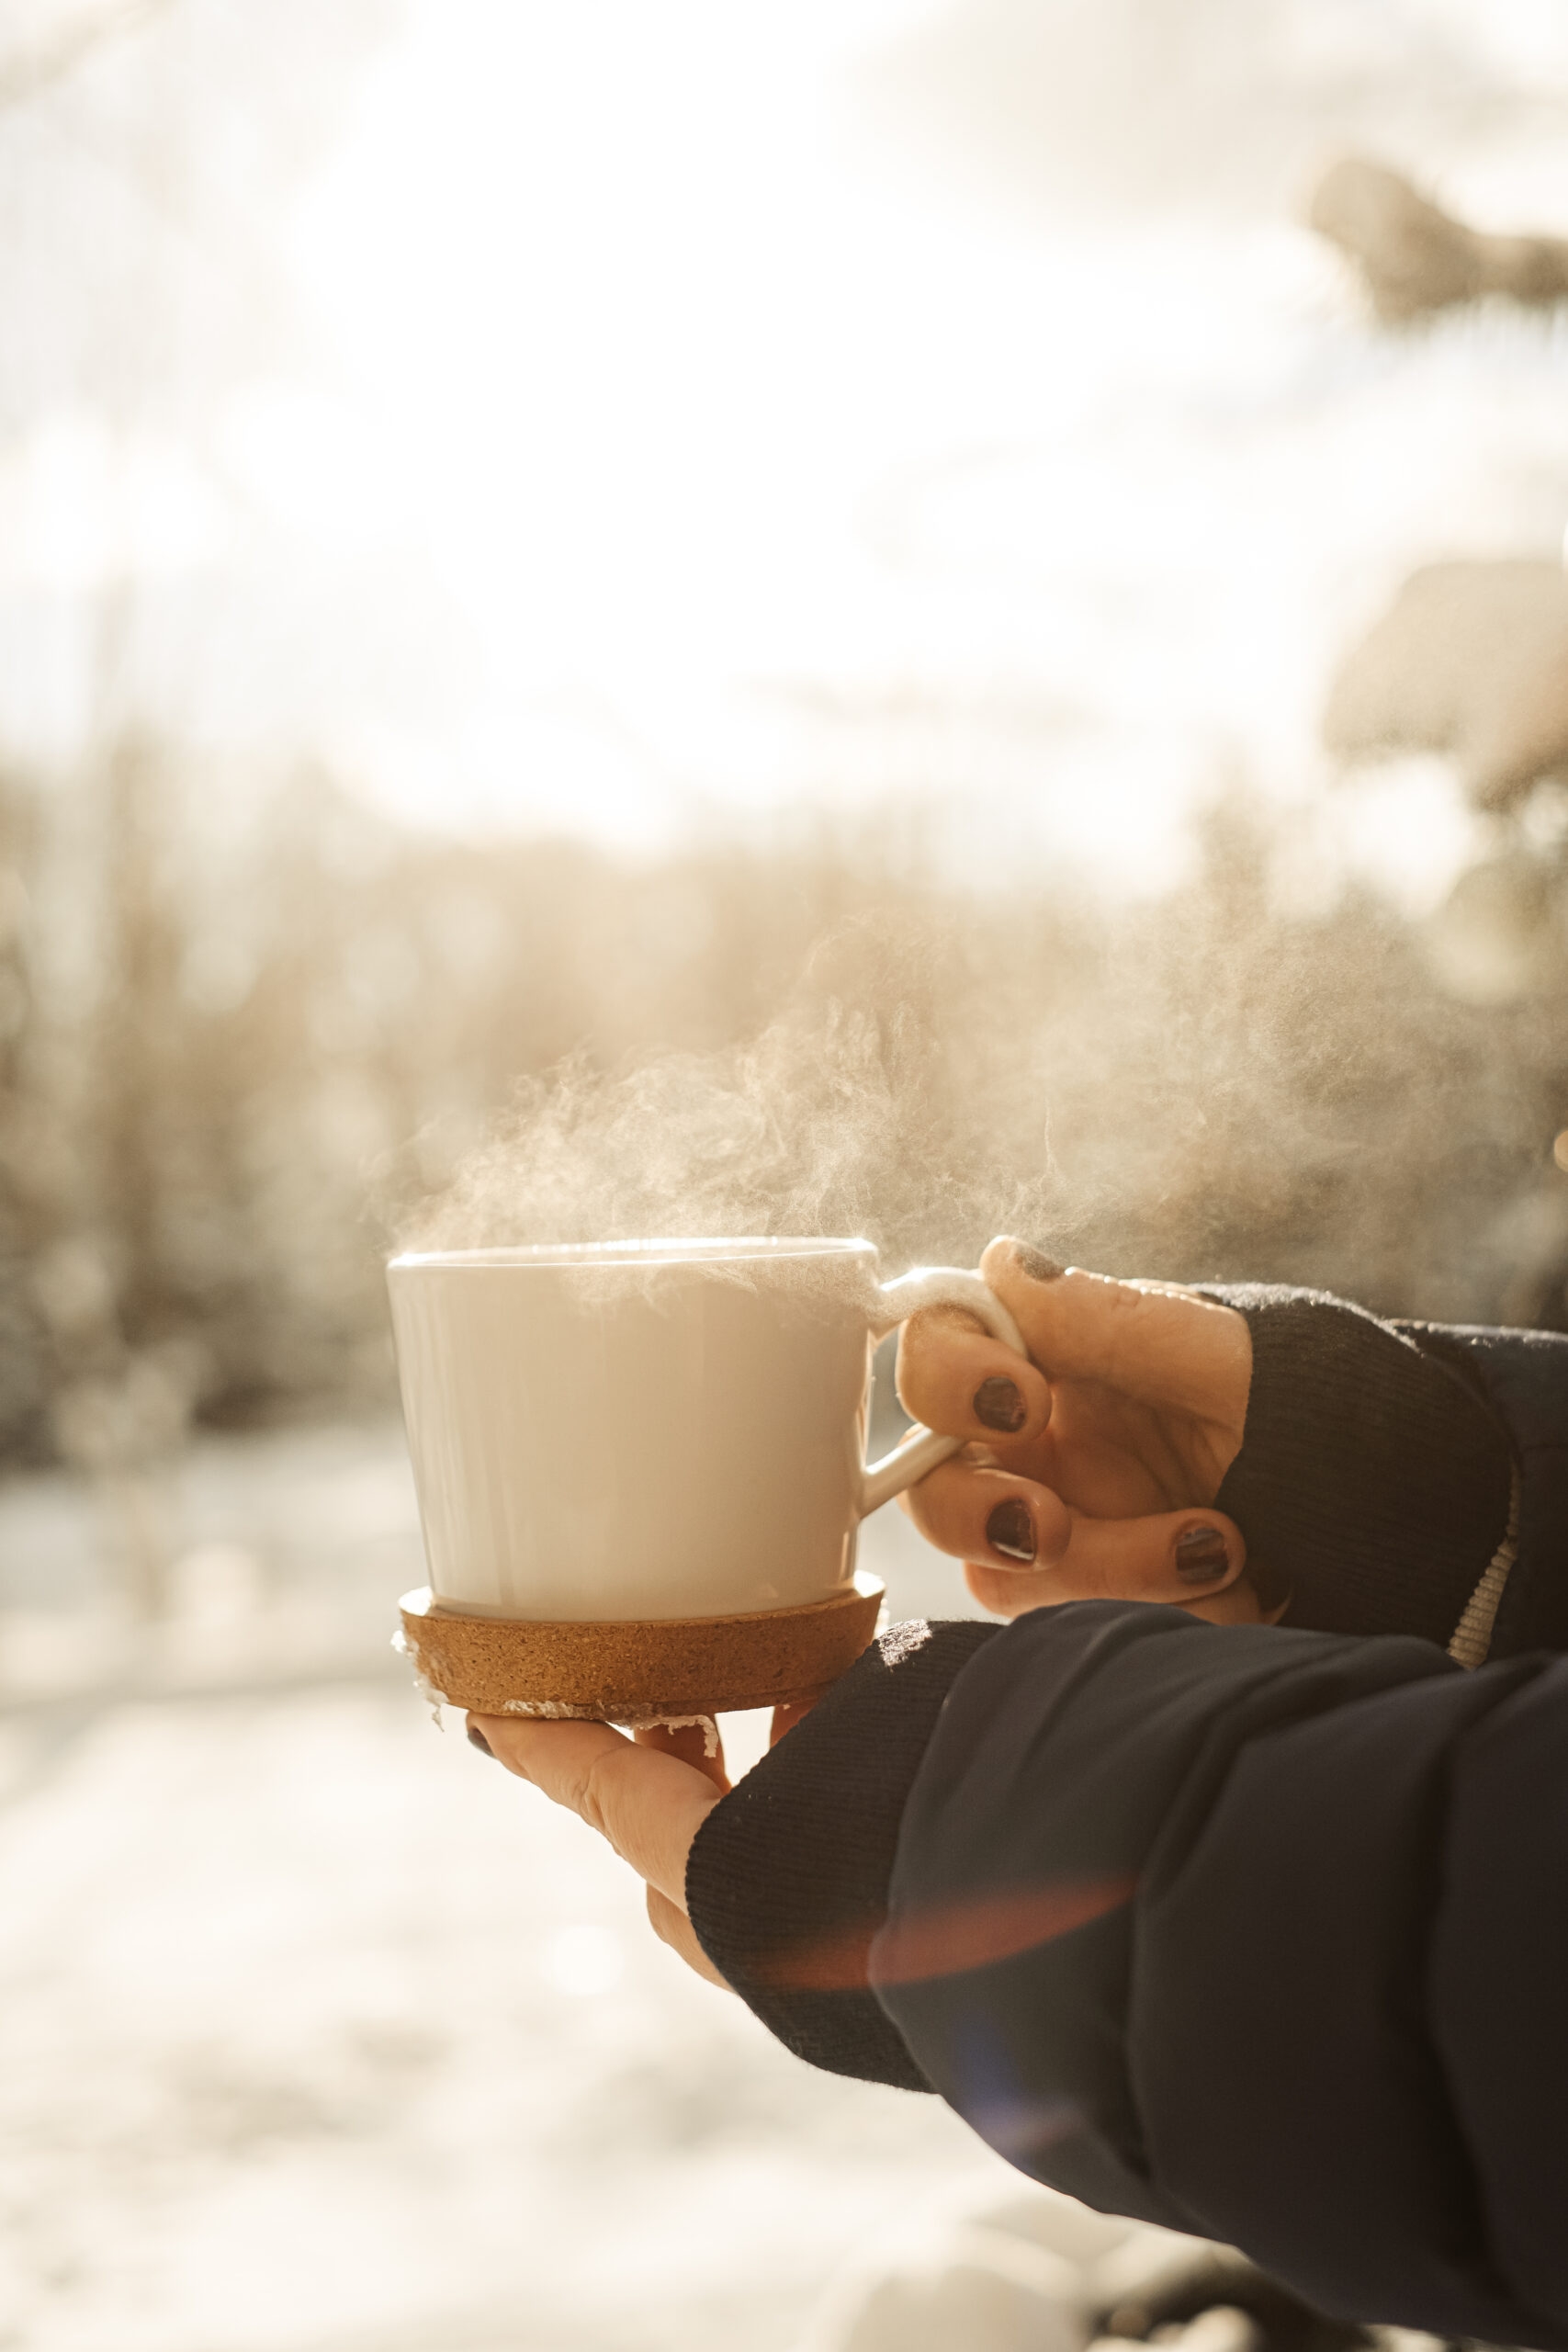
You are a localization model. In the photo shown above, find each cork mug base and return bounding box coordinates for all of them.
[397,1572,886,1722]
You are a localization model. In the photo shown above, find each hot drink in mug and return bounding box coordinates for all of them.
[388,1237,1024,1625]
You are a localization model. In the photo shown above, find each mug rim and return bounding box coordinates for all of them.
[387,1236,878,1272]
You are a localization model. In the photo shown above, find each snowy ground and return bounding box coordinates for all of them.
[0,1418,1013,2352]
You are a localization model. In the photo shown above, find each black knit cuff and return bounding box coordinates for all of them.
[685,1619,999,2090]
[1201,1285,1512,1646]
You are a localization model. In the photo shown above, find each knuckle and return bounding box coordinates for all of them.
[1094,1282,1152,1383]
[904,1475,953,1546]
[908,1301,987,1336]
[897,1307,983,1400]
[577,1746,623,1842]
[902,1480,936,1535]
[968,1560,1053,1617]
[899,1306,966,1365]
[1049,1540,1098,1600]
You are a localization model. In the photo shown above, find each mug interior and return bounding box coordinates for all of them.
[388,1237,877,1271]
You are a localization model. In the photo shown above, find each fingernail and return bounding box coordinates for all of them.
[1012,1243,1065,1283]
[1174,1526,1231,1583]
[974,1374,1027,1432]
[987,1497,1037,1562]
[467,1724,495,1758]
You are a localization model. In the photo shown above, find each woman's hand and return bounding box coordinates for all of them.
[897,1238,1271,1623]
[465,1713,803,1988]
[466,1246,1262,1978]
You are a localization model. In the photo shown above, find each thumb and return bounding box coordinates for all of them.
[470,1715,719,1909]
[979,1238,1251,1428]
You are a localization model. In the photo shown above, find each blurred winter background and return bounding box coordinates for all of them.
[7,1,1568,2346]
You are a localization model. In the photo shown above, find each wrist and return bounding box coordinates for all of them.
[1199,1284,1512,1645]
[686,1618,1000,2088]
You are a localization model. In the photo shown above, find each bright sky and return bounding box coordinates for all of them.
[8,0,1568,898]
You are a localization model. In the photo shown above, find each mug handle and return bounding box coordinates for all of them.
[858,1266,1029,1517]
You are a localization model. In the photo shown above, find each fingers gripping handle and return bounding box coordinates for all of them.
[858,1424,962,1518]
[870,1265,1027,1351]
[858,1267,1028,1518]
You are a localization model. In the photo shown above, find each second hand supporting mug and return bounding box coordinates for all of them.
[388,1238,1026,1625]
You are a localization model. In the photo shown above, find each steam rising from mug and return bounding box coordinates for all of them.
[378,821,1554,1342]
[395,931,1057,1280]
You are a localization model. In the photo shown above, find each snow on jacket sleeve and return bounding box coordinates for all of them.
[874,1599,1568,2348]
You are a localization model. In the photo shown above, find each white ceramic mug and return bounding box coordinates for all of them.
[387,1238,1025,1623]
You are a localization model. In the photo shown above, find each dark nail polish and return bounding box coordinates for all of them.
[1175,1526,1230,1582]
[468,1724,495,1758]
[975,1374,1027,1433]
[1012,1243,1065,1283]
[987,1497,1037,1562]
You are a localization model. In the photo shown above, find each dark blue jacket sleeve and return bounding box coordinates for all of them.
[688,1296,1568,2336]
[874,1600,1568,2347]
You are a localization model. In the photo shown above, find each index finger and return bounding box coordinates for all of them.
[470,1714,721,1911]
[896,1303,1053,1447]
